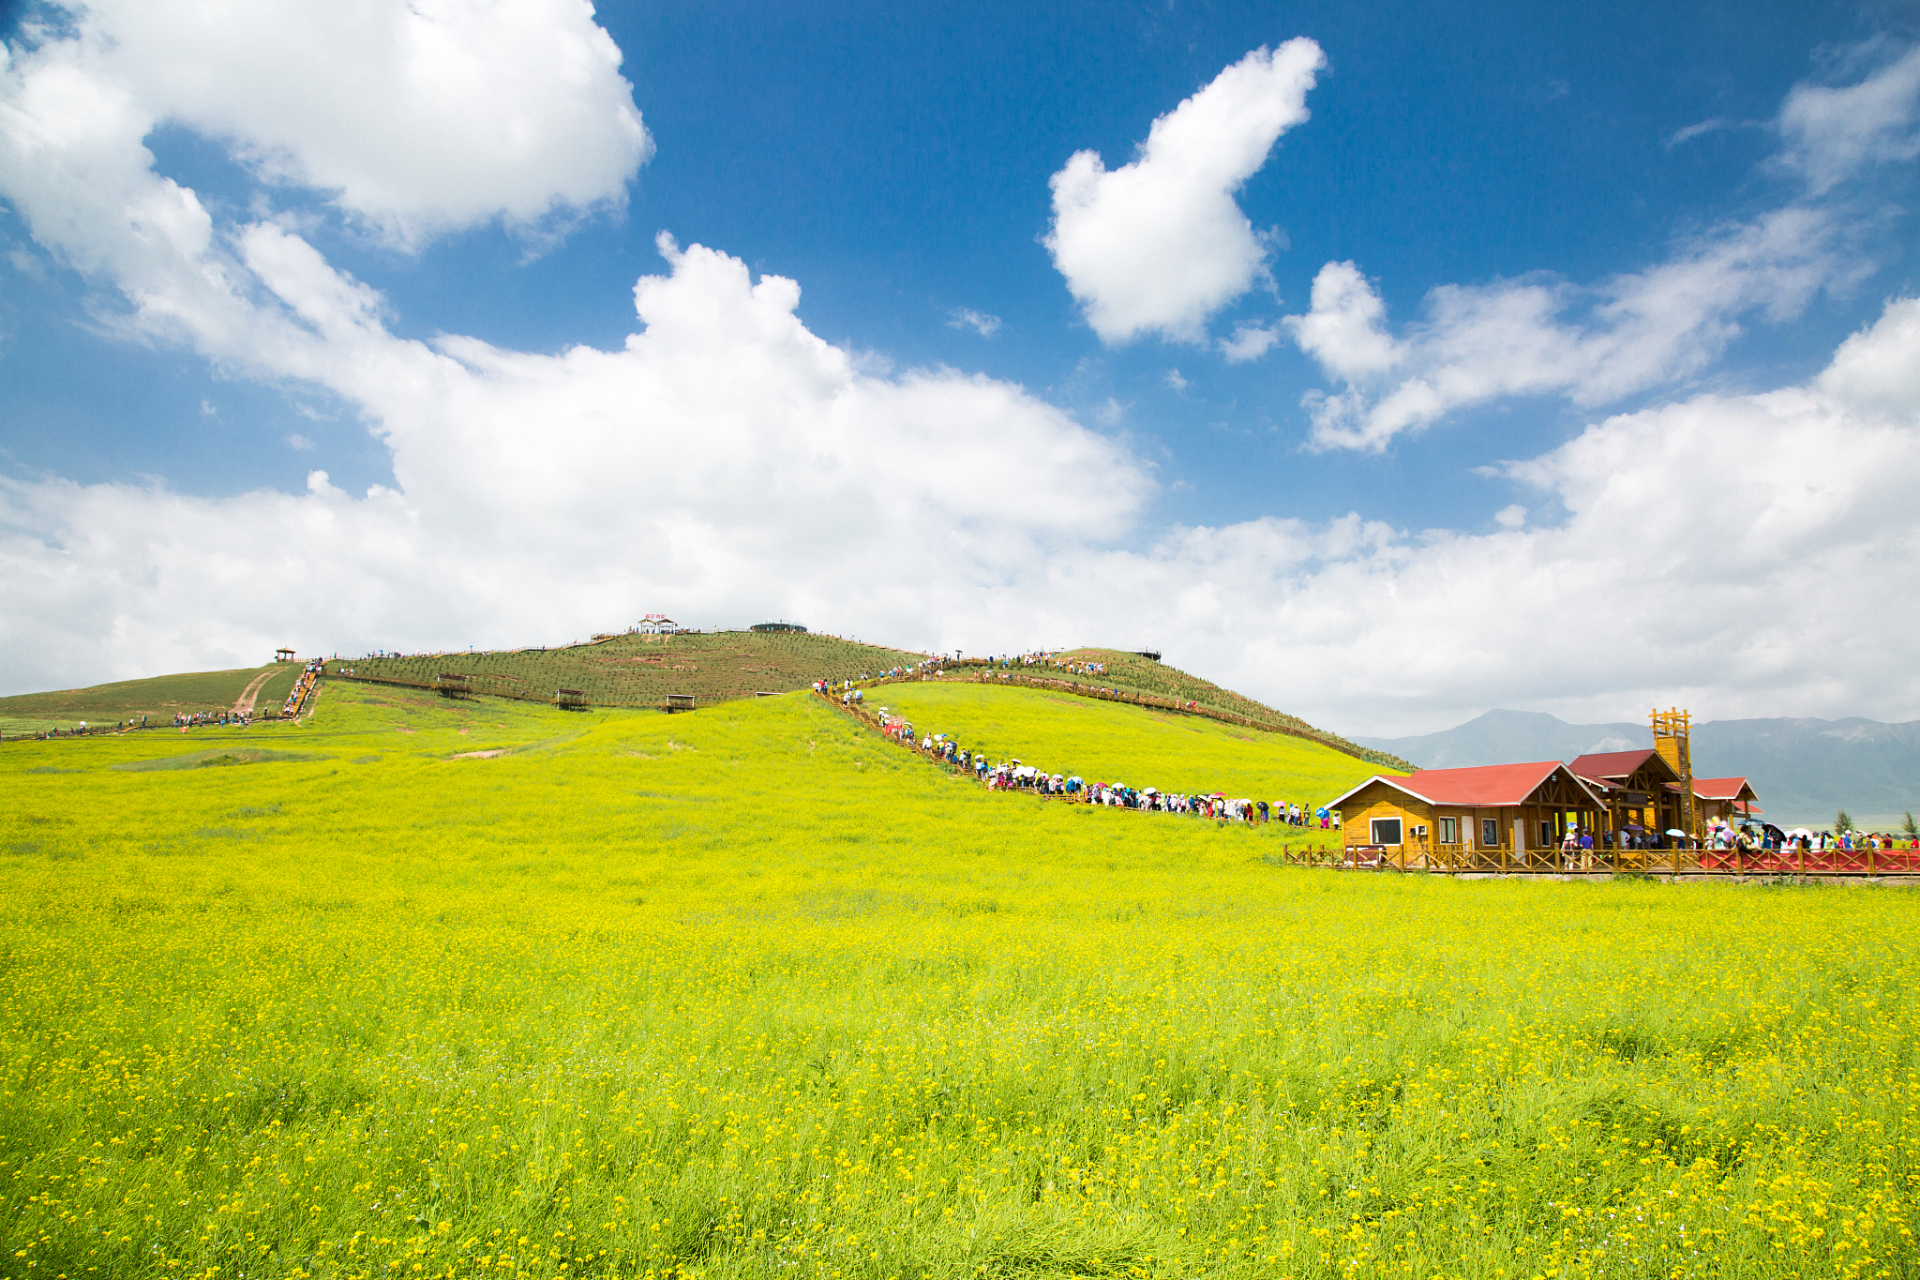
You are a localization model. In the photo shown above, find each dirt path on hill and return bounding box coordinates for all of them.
[230,670,276,715]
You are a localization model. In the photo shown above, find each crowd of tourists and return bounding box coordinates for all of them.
[281,660,324,718]
[174,710,249,728]
[861,702,1336,829]
[1719,824,1919,852]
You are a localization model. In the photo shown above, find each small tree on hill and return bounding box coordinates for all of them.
[1835,807,1854,833]
[1904,811,1919,839]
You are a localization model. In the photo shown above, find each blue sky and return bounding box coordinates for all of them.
[2,0,1918,734]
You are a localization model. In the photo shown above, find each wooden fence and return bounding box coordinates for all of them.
[1319,839,1920,877]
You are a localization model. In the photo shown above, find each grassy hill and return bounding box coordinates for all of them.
[869,680,1395,802]
[0,663,300,735]
[338,629,929,707]
[0,681,1912,1280]
[925,647,1413,768]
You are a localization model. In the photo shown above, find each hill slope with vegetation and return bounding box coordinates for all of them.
[925,647,1413,769]
[868,680,1395,802]
[0,663,300,735]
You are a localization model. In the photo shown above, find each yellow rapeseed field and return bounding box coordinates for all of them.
[1,681,1914,1280]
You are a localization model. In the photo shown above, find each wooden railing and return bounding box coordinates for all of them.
[1336,839,1920,877]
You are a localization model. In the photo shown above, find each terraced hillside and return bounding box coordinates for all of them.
[0,664,300,735]
[867,680,1397,802]
[339,630,929,707]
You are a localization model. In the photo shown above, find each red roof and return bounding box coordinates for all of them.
[1330,761,1597,809]
[1568,749,1663,780]
[1693,776,1756,801]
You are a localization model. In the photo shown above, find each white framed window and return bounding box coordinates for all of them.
[1371,817,1403,845]
[1482,818,1499,846]
[1438,817,1458,844]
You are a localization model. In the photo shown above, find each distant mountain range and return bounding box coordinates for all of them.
[1352,709,1920,828]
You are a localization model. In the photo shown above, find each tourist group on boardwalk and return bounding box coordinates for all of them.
[818,682,1338,832]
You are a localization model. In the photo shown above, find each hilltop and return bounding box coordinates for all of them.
[338,629,929,707]
[1,635,1411,769]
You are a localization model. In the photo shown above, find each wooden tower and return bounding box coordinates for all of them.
[1651,707,1696,840]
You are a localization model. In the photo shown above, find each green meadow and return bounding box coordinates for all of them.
[2,680,1915,1280]
[866,680,1392,803]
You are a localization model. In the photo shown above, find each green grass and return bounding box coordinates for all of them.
[0,663,300,734]
[341,631,929,709]
[0,682,1914,1280]
[868,681,1395,807]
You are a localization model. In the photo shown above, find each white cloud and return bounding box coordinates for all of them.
[0,233,1152,693]
[1045,39,1324,344]
[1777,44,1920,195]
[287,433,314,452]
[1664,117,1741,150]
[1219,321,1282,363]
[0,0,650,252]
[1041,296,1920,734]
[946,307,1001,337]
[1164,368,1188,392]
[1282,48,1920,454]
[1493,504,1526,529]
[1289,207,1846,451]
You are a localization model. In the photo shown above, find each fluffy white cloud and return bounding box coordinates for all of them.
[1777,44,1920,195]
[1218,322,1283,363]
[5,253,1915,738]
[1045,40,1323,344]
[1288,207,1845,451]
[0,0,649,251]
[0,231,1152,693]
[1286,48,1920,454]
[1043,296,1920,733]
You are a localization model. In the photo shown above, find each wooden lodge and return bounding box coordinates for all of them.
[434,672,472,698]
[1329,707,1764,872]
[663,693,695,713]
[553,687,589,710]
[1329,761,1609,871]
